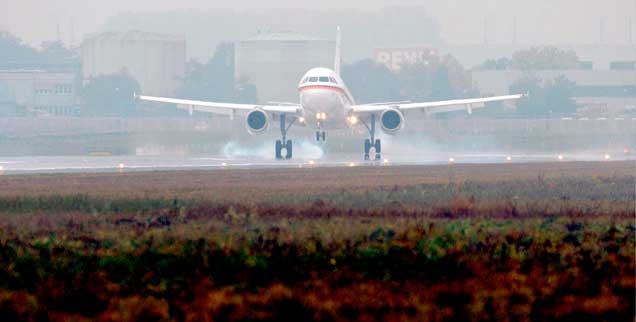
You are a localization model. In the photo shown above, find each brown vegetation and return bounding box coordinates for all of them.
[0,162,634,321]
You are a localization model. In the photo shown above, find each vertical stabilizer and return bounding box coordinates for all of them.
[334,26,342,75]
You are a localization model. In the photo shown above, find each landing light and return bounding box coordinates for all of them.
[308,160,316,165]
[383,159,390,164]
[604,154,611,160]
[316,112,327,120]
[347,115,359,125]
[348,162,356,167]
[118,163,125,169]
[298,117,306,123]
[448,157,455,163]
[221,162,228,167]
[623,148,629,154]
[505,156,512,162]
[0,165,4,171]
[557,155,564,161]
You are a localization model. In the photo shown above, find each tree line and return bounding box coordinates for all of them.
[1,31,579,118]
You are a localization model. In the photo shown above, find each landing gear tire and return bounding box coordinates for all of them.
[316,131,326,141]
[374,139,382,161]
[285,140,293,159]
[275,140,283,160]
[364,139,371,160]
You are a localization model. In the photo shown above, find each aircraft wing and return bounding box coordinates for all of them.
[351,94,526,115]
[137,95,300,117]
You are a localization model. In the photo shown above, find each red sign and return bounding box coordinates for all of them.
[374,47,438,71]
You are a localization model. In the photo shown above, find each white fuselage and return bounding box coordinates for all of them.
[298,67,356,130]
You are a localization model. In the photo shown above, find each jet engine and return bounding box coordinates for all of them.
[246,109,269,134]
[380,108,404,134]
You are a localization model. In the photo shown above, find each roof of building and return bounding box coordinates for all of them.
[83,31,185,43]
[244,31,330,42]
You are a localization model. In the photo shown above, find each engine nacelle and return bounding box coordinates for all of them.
[246,109,269,135]
[380,108,404,134]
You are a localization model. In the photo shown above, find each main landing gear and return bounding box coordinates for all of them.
[275,114,295,160]
[361,114,382,161]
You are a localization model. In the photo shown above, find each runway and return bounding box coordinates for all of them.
[0,150,633,174]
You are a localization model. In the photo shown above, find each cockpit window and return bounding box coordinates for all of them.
[319,76,329,82]
[329,77,338,84]
[302,77,309,83]
[309,77,318,82]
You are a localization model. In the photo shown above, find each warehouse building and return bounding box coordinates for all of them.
[235,32,335,103]
[81,31,186,96]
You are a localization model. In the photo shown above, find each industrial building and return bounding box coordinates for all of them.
[81,31,186,96]
[0,67,80,117]
[472,66,636,116]
[235,32,335,103]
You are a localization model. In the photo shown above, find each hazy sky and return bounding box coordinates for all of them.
[2,0,636,47]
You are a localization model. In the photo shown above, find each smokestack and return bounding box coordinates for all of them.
[483,17,488,45]
[513,16,517,45]
[70,17,75,47]
[629,18,635,45]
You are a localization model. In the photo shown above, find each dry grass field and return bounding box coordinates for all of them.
[0,161,634,321]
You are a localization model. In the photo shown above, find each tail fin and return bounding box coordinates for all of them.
[334,26,341,75]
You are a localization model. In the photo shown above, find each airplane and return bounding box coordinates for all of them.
[138,27,525,160]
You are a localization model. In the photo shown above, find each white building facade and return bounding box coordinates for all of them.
[81,31,186,96]
[0,69,80,116]
[235,32,334,103]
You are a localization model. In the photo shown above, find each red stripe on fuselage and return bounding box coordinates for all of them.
[298,85,345,94]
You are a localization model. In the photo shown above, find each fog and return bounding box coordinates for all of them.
[0,0,635,170]
[3,0,636,48]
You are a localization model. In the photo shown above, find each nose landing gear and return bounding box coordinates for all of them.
[315,130,326,141]
[361,114,382,161]
[275,114,296,160]
[315,121,326,142]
